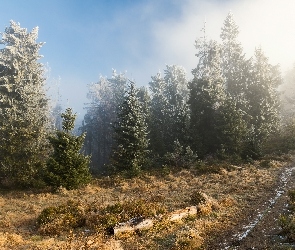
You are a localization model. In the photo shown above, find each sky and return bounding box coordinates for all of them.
[0,0,295,121]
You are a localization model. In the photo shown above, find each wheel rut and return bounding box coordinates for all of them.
[213,163,295,250]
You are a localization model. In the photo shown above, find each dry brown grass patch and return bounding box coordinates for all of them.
[0,157,289,249]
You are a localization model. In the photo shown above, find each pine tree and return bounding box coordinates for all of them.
[45,108,91,190]
[111,81,149,175]
[219,13,250,157]
[220,12,248,98]
[82,70,127,172]
[0,21,50,187]
[280,64,295,123]
[243,47,281,157]
[149,65,189,156]
[189,39,226,157]
[189,28,247,158]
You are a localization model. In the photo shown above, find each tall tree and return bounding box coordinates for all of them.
[82,70,127,172]
[189,27,247,158]
[244,47,281,157]
[111,81,149,175]
[280,64,295,123]
[189,39,226,157]
[219,12,250,157]
[0,21,50,187]
[220,12,248,98]
[149,65,189,156]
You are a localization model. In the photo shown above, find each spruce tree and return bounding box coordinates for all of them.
[45,108,91,190]
[149,65,189,156]
[189,39,226,157]
[219,13,250,157]
[0,21,50,187]
[189,29,247,158]
[243,48,281,157]
[111,81,149,175]
[82,70,127,172]
[220,12,248,98]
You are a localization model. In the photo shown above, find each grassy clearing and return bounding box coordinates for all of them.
[0,156,290,249]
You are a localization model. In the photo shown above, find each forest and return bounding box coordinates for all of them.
[1,12,295,249]
[0,13,295,187]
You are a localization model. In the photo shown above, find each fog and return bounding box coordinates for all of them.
[45,0,295,120]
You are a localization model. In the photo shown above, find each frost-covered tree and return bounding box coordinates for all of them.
[45,108,91,190]
[220,12,248,99]
[243,47,281,157]
[81,70,127,172]
[189,39,226,157]
[149,65,189,156]
[111,81,149,175]
[0,21,50,187]
[189,30,247,158]
[279,64,295,123]
[219,13,251,157]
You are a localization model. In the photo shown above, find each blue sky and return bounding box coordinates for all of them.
[0,0,295,120]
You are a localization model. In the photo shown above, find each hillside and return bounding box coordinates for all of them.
[0,155,294,249]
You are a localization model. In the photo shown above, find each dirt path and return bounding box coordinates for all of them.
[208,162,295,250]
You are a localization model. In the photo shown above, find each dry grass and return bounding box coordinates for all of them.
[0,157,290,249]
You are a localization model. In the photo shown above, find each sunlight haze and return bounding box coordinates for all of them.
[0,0,294,119]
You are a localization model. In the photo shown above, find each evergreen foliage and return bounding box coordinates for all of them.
[80,12,284,172]
[149,65,189,156]
[111,81,149,175]
[280,65,295,123]
[189,40,227,157]
[45,108,91,190]
[0,21,50,187]
[81,71,127,173]
[243,48,281,158]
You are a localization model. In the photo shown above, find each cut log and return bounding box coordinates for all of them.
[113,217,154,235]
[169,206,198,221]
[111,193,212,235]
[112,206,199,235]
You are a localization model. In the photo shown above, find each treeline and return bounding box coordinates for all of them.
[81,12,288,174]
[0,13,294,189]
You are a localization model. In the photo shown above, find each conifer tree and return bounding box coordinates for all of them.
[189,39,226,157]
[220,12,248,99]
[244,48,281,157]
[82,71,127,172]
[149,65,189,156]
[219,13,250,157]
[45,108,91,190]
[111,81,149,175]
[0,21,50,187]
[281,65,295,123]
[189,29,247,158]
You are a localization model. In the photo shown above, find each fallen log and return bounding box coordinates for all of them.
[113,217,154,235]
[112,205,199,235]
[169,206,198,221]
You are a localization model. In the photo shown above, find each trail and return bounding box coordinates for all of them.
[210,162,295,250]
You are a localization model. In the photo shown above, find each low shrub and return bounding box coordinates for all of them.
[37,200,86,235]
[37,198,166,235]
[86,199,166,232]
[189,191,206,206]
